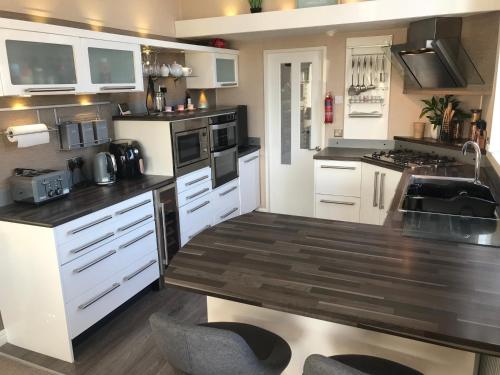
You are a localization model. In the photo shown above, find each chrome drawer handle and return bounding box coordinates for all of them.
[320,165,356,170]
[320,200,355,206]
[186,188,210,200]
[219,186,238,196]
[244,156,259,163]
[115,199,152,215]
[119,230,155,250]
[220,207,238,219]
[78,283,120,310]
[187,200,210,214]
[379,173,386,210]
[68,215,113,235]
[185,175,209,187]
[123,260,157,282]
[220,82,237,87]
[73,250,117,274]
[188,225,210,240]
[117,215,153,232]
[373,171,380,207]
[100,85,136,91]
[70,232,115,254]
[25,87,76,93]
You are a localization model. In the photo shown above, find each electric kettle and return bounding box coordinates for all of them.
[93,152,117,185]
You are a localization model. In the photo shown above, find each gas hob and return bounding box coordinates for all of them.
[364,149,460,169]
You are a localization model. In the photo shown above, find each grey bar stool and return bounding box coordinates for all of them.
[303,354,423,375]
[149,312,292,375]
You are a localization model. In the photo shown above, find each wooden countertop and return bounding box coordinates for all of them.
[166,211,500,356]
[0,175,174,227]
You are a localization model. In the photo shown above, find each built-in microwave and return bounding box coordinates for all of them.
[171,118,209,176]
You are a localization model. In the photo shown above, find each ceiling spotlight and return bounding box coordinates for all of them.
[326,29,337,37]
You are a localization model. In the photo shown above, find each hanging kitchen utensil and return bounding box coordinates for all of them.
[360,57,367,92]
[368,56,376,90]
[355,57,361,94]
[380,56,385,83]
[348,57,357,96]
[374,55,379,85]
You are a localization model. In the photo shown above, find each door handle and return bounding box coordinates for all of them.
[309,146,321,151]
[379,173,386,210]
[373,171,379,207]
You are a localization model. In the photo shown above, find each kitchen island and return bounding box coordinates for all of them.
[165,202,500,374]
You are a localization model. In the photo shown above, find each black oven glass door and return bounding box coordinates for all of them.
[210,122,237,151]
[175,129,203,167]
[212,146,238,188]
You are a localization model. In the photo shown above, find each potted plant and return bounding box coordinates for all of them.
[249,0,263,13]
[419,95,469,139]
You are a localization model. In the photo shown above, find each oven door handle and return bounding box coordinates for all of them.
[213,146,238,158]
[210,122,236,131]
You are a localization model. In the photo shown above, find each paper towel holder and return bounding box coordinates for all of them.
[0,125,57,138]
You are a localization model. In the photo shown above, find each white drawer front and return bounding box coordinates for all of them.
[176,167,212,194]
[55,192,154,265]
[179,194,213,247]
[212,181,240,225]
[60,220,157,303]
[178,179,212,207]
[67,251,159,339]
[315,195,360,223]
[315,160,361,197]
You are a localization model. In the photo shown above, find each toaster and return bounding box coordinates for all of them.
[9,168,71,204]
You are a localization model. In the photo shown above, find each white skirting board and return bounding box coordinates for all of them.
[207,297,479,375]
[0,330,6,346]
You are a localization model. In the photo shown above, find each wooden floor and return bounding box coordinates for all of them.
[0,286,207,375]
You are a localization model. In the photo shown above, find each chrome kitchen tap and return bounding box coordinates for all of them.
[462,141,481,184]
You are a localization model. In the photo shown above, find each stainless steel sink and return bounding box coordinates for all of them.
[398,175,498,219]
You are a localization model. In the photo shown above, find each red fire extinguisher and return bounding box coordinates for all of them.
[325,92,333,124]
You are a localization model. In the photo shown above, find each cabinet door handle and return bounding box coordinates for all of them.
[73,250,117,274]
[379,173,386,210]
[25,87,76,93]
[320,165,356,170]
[244,156,259,163]
[115,199,152,215]
[220,82,237,87]
[100,85,136,91]
[373,171,379,207]
[123,260,157,282]
[78,283,120,310]
[187,200,210,214]
[117,215,153,232]
[188,225,211,240]
[186,188,210,200]
[320,200,355,206]
[185,175,209,187]
[70,232,115,254]
[160,203,169,263]
[68,215,113,235]
[119,229,155,250]
[220,207,239,219]
[219,186,238,196]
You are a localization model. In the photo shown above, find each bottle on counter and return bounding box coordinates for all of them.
[475,120,487,150]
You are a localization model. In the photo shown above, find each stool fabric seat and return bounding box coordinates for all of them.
[303,354,423,375]
[149,312,291,375]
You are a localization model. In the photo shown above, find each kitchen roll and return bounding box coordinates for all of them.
[6,124,50,148]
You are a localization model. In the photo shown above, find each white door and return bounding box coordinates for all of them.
[265,48,324,217]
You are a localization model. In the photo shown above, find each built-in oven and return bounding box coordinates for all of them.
[208,112,237,152]
[211,146,239,188]
[171,118,209,176]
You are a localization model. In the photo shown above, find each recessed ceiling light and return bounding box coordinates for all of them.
[326,29,337,37]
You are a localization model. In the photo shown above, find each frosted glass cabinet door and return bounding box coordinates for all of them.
[215,53,238,88]
[80,39,143,93]
[0,30,83,96]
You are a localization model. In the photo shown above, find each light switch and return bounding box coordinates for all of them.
[334,129,343,137]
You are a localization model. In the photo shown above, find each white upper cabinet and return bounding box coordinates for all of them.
[186,52,239,89]
[80,39,143,93]
[0,30,85,96]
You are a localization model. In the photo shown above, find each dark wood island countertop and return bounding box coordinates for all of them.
[166,211,500,356]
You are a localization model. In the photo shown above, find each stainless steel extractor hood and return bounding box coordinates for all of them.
[392,17,484,89]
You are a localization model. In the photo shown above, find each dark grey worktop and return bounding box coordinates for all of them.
[112,106,238,122]
[166,210,500,357]
[314,147,405,172]
[0,175,174,228]
[238,145,261,158]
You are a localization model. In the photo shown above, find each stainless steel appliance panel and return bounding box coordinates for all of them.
[211,146,238,188]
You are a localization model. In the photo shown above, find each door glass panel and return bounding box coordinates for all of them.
[216,58,236,83]
[300,62,312,149]
[88,48,135,84]
[6,40,77,85]
[280,63,292,165]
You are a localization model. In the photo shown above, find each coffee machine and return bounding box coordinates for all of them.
[109,140,145,179]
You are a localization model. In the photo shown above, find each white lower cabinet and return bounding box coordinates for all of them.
[179,191,213,247]
[212,179,240,225]
[315,195,360,222]
[239,150,261,215]
[360,163,402,225]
